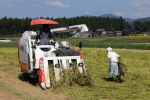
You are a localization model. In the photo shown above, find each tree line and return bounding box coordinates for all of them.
[133,21,150,34]
[0,16,149,37]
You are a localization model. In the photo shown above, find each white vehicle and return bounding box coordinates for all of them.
[0,39,12,42]
[18,24,88,89]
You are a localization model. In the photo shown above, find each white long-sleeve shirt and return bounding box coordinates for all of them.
[108,51,120,62]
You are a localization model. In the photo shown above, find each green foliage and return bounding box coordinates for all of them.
[135,30,142,34]
[133,21,150,32]
[0,16,132,37]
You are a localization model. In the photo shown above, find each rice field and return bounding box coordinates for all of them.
[0,36,150,99]
[1,36,150,49]
[57,36,150,50]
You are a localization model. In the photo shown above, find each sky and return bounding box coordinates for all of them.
[0,0,150,19]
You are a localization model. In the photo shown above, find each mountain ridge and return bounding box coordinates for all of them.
[82,14,150,23]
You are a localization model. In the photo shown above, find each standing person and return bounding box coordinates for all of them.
[37,24,52,45]
[106,47,122,83]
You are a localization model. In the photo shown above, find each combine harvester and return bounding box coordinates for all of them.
[18,19,88,89]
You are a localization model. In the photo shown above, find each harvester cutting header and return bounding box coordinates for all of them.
[18,19,88,89]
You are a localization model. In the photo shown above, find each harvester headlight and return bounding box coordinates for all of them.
[78,63,83,67]
[55,64,60,68]
[43,53,49,57]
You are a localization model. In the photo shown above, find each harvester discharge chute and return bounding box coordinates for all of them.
[18,19,88,89]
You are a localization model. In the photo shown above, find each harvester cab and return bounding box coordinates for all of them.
[18,21,88,89]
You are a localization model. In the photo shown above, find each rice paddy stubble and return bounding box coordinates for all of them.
[1,46,150,99]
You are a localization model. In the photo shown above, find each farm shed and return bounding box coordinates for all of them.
[122,30,136,36]
[115,31,122,36]
[122,30,130,36]
[129,32,136,36]
[90,31,101,37]
[106,31,113,36]
[95,29,106,37]
[86,31,93,37]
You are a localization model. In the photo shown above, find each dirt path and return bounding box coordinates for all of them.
[0,70,65,100]
[0,47,66,100]
[0,52,65,100]
[0,88,22,100]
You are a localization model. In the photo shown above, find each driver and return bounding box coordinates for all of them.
[37,24,52,45]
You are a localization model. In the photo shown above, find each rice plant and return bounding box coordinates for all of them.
[49,62,95,89]
[118,61,128,76]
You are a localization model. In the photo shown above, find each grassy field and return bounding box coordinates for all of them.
[57,36,150,50]
[0,36,150,99]
[53,47,150,100]
[2,36,150,49]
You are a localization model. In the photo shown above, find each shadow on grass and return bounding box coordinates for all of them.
[102,77,118,82]
[18,73,24,81]
[103,77,125,83]
[103,77,110,81]
[18,73,39,87]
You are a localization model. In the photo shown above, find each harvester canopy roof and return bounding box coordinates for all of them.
[30,19,59,25]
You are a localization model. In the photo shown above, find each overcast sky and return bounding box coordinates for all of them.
[0,0,150,19]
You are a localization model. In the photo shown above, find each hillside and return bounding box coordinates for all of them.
[83,14,150,23]
[98,14,118,18]
[135,17,150,22]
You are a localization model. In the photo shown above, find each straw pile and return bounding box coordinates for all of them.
[49,63,95,88]
[118,61,128,76]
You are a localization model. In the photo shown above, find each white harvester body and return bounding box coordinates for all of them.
[18,24,88,89]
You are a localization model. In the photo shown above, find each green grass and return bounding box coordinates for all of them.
[2,36,150,50]
[0,38,18,47]
[57,36,150,50]
[1,47,150,99]
[51,48,150,100]
[1,36,150,99]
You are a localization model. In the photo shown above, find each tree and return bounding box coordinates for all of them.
[133,21,144,32]
[0,16,133,37]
